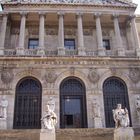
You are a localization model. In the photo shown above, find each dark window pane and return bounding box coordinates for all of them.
[28,39,39,49]
[64,39,75,49]
[103,39,110,50]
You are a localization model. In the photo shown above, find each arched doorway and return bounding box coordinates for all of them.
[103,77,131,128]
[60,77,87,128]
[13,77,42,129]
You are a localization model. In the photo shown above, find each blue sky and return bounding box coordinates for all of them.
[0,0,139,14]
[133,0,140,14]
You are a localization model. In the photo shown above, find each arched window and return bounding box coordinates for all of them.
[103,77,131,128]
[60,77,87,128]
[13,77,42,129]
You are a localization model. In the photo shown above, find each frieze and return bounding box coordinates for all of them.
[129,68,140,83]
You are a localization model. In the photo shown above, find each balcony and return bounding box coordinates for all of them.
[2,48,137,57]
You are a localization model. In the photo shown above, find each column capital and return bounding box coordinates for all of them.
[112,13,120,19]
[94,12,102,18]
[128,14,136,20]
[39,12,46,16]
[57,11,65,16]
[2,12,8,17]
[20,11,28,17]
[76,12,83,17]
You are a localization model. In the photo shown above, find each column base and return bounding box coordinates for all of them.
[78,47,86,56]
[0,118,7,129]
[98,49,106,56]
[114,127,134,140]
[37,48,45,56]
[136,48,140,57]
[16,48,24,55]
[117,48,125,56]
[40,129,55,140]
[93,117,102,128]
[58,47,65,56]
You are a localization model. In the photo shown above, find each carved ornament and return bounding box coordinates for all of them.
[45,70,57,83]
[129,68,140,83]
[88,69,99,83]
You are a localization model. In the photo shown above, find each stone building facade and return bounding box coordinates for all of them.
[0,0,140,130]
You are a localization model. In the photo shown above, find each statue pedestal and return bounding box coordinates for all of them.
[40,129,55,140]
[0,118,7,129]
[93,117,102,128]
[114,127,134,140]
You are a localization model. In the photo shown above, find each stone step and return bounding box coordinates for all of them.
[0,128,139,140]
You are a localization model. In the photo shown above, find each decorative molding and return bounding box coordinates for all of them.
[129,68,140,83]
[88,68,99,83]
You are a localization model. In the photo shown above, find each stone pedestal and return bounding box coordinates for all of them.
[16,48,24,55]
[0,119,7,129]
[98,49,106,56]
[117,48,125,56]
[114,127,134,140]
[93,117,102,128]
[40,129,55,140]
[78,47,86,56]
[58,47,65,56]
[37,48,45,56]
[136,48,140,57]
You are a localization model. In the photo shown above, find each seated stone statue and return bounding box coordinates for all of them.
[41,104,57,130]
[0,96,8,119]
[112,104,130,128]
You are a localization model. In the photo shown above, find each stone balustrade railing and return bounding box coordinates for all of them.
[1,49,137,57]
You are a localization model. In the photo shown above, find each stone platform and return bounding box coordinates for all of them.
[0,128,139,140]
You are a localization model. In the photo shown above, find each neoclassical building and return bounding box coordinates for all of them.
[0,0,140,132]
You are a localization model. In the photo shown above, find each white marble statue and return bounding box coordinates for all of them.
[0,96,8,119]
[92,100,101,118]
[112,104,130,128]
[135,95,140,117]
[47,97,55,112]
[41,104,57,130]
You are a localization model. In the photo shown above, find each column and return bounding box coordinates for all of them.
[130,15,140,57]
[58,12,65,55]
[95,13,105,56]
[113,14,125,56]
[17,12,27,55]
[0,13,8,55]
[77,13,85,56]
[37,12,45,56]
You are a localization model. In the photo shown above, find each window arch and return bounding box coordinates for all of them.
[13,77,42,129]
[60,77,87,128]
[103,77,131,128]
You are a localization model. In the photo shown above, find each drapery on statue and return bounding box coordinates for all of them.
[0,96,8,119]
[112,104,130,128]
[41,104,57,130]
[135,95,140,117]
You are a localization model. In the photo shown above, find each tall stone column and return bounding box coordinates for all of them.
[37,12,45,56]
[95,13,105,56]
[77,13,85,56]
[58,12,65,55]
[129,15,140,57]
[17,12,27,55]
[113,14,125,56]
[0,13,8,55]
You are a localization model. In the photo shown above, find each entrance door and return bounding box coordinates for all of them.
[13,77,42,129]
[60,77,87,128]
[103,77,131,128]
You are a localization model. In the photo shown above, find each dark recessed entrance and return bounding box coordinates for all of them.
[60,77,87,128]
[13,77,42,129]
